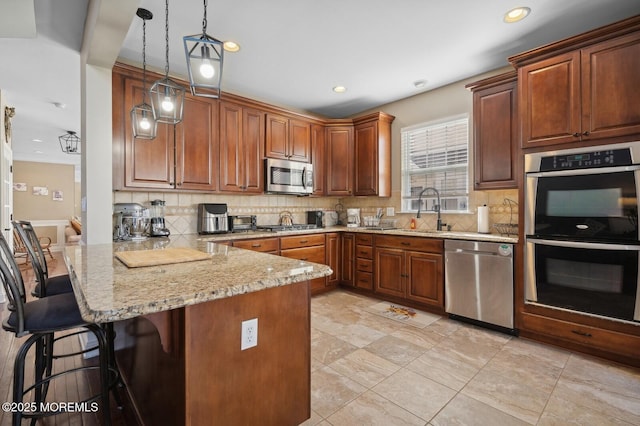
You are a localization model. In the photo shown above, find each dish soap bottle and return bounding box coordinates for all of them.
[410,218,416,229]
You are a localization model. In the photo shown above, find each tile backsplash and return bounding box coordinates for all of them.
[113,188,518,236]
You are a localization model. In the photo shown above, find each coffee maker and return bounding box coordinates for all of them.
[149,199,170,237]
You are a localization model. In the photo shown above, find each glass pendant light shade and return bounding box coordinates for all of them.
[183,0,224,98]
[151,0,185,125]
[183,34,224,98]
[150,77,185,124]
[59,131,81,155]
[131,102,157,139]
[131,8,157,139]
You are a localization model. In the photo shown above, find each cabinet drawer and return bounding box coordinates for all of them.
[356,258,373,273]
[280,246,325,263]
[355,234,373,245]
[280,234,325,249]
[375,235,443,253]
[355,271,373,290]
[521,313,640,360]
[233,238,279,253]
[356,245,373,259]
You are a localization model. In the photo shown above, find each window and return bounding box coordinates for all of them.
[401,115,469,213]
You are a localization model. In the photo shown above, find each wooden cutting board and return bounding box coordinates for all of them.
[115,247,210,268]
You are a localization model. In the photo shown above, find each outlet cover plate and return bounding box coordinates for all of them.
[241,318,258,350]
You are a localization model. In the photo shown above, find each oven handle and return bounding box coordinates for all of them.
[527,237,640,251]
[526,164,640,178]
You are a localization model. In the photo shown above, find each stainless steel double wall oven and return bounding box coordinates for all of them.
[525,142,640,324]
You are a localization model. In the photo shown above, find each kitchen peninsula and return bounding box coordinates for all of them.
[63,235,332,426]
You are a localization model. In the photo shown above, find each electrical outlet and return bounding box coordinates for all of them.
[241,318,258,350]
[386,207,395,217]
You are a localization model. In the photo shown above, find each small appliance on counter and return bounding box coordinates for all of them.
[113,203,150,241]
[324,210,338,227]
[346,208,361,228]
[307,211,324,228]
[197,203,229,234]
[149,199,170,237]
[228,215,257,232]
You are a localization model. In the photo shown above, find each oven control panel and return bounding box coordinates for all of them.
[540,148,632,171]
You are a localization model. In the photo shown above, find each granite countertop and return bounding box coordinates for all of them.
[199,226,518,244]
[63,234,332,323]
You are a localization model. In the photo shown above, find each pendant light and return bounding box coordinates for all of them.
[183,0,224,98]
[59,131,81,155]
[130,8,157,139]
[150,0,185,124]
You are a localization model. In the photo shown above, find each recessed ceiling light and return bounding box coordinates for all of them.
[53,102,66,109]
[333,86,347,93]
[34,150,44,154]
[223,41,240,52]
[504,7,530,23]
[413,80,428,89]
[32,138,43,143]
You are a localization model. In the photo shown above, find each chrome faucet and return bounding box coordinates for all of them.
[416,187,444,231]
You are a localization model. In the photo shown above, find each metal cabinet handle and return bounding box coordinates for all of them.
[582,131,590,136]
[571,329,592,337]
[299,239,308,243]
[251,244,261,248]
[573,132,581,137]
[401,242,411,246]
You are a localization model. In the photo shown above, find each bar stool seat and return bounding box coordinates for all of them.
[33,274,73,297]
[6,292,84,333]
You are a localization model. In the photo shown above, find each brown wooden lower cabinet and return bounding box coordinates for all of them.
[232,237,279,254]
[116,282,311,425]
[324,233,341,290]
[519,312,640,366]
[340,233,355,286]
[374,235,444,312]
[280,234,326,294]
[355,234,373,290]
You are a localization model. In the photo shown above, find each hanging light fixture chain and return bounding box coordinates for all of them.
[164,0,170,77]
[202,0,208,34]
[142,17,147,102]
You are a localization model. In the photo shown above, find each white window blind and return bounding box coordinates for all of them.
[401,115,469,213]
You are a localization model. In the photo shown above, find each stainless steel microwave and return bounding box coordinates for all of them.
[265,158,313,195]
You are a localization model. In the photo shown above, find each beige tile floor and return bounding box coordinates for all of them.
[304,290,640,425]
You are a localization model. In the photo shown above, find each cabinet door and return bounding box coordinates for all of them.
[219,102,264,193]
[375,248,405,298]
[340,233,355,286]
[289,119,311,163]
[326,126,353,196]
[405,251,443,308]
[265,114,289,160]
[281,245,326,293]
[519,51,581,147]
[325,233,340,287]
[354,121,378,196]
[311,124,325,196]
[473,78,518,189]
[242,107,265,193]
[582,32,640,141]
[123,77,175,189]
[175,95,218,191]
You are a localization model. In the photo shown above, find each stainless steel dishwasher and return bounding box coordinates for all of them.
[444,239,514,330]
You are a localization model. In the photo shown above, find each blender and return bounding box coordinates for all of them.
[149,199,170,237]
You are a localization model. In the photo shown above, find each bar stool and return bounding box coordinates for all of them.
[12,221,73,298]
[12,220,125,409]
[0,233,112,425]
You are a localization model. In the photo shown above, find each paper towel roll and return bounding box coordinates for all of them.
[478,205,490,233]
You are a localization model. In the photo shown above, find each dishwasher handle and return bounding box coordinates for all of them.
[448,248,500,256]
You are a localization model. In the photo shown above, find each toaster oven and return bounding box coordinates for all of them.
[228,215,257,232]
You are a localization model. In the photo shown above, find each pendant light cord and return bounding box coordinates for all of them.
[164,0,170,78]
[202,0,208,34]
[142,17,148,102]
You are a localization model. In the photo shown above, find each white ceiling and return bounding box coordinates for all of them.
[1,0,639,170]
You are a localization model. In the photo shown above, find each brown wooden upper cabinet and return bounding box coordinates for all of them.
[511,20,640,148]
[353,112,395,196]
[311,124,326,196]
[326,125,354,196]
[265,113,311,163]
[219,101,265,193]
[112,65,218,191]
[466,72,518,190]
